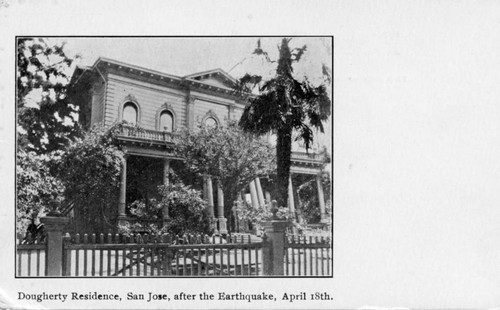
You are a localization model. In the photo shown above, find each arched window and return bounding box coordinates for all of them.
[204,116,218,129]
[159,110,174,132]
[123,102,138,125]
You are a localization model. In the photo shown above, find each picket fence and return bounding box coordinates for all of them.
[16,218,332,277]
[62,233,263,277]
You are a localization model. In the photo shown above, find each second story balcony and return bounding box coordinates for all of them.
[115,125,329,168]
[115,125,179,145]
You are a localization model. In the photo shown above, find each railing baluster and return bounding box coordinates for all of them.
[75,234,80,276]
[135,236,141,276]
[233,236,238,276]
[91,234,96,276]
[255,245,259,276]
[315,237,319,276]
[204,235,209,276]
[212,241,216,276]
[167,234,173,276]
[144,246,148,276]
[303,236,307,276]
[322,238,333,275]
[297,238,302,276]
[36,248,41,276]
[248,235,252,275]
[309,236,313,276]
[106,234,111,276]
[322,237,326,276]
[175,245,180,276]
[83,234,88,276]
[27,249,31,276]
[99,233,104,276]
[17,240,22,276]
[240,244,245,275]
[122,235,127,276]
[114,234,119,276]
[220,245,224,276]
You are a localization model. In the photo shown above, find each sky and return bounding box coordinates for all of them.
[2,0,500,308]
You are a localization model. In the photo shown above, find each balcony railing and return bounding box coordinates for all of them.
[117,126,179,143]
[116,125,328,164]
[291,151,324,161]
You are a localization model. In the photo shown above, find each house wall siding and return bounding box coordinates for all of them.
[105,74,187,130]
[193,99,230,126]
[90,81,106,126]
[231,106,244,121]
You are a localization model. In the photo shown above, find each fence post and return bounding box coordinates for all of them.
[62,233,72,276]
[262,220,287,275]
[40,215,68,276]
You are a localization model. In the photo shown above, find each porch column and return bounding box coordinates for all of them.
[249,180,259,209]
[217,180,228,234]
[162,159,170,221]
[118,155,128,224]
[163,158,170,186]
[288,175,295,213]
[206,176,217,233]
[255,177,265,206]
[317,173,327,222]
[265,191,272,204]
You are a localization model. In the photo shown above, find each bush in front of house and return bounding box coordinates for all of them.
[158,182,213,236]
[118,181,213,237]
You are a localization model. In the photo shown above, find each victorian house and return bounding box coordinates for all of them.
[69,57,329,234]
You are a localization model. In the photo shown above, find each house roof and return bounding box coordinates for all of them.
[183,68,239,88]
[70,58,243,97]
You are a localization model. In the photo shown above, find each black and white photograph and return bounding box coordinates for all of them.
[15,36,333,278]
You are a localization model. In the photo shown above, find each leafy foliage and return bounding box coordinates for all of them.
[295,172,332,224]
[237,38,332,209]
[233,200,294,224]
[158,182,213,236]
[118,181,213,236]
[54,126,124,233]
[175,120,275,231]
[16,150,64,235]
[17,38,80,154]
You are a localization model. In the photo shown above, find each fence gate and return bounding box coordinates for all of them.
[62,233,265,277]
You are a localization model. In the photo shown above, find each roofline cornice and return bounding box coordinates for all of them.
[71,57,253,100]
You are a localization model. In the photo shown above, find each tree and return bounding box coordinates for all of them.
[17,37,80,154]
[54,126,124,233]
[175,120,275,232]
[16,149,64,235]
[237,38,332,209]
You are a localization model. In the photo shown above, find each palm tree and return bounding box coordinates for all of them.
[238,38,332,210]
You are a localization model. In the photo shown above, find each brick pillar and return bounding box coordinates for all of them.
[40,215,69,276]
[262,220,288,276]
[118,155,128,225]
